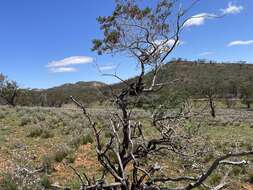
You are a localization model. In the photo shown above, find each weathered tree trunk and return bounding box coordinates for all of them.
[247,102,251,109]
[208,95,216,118]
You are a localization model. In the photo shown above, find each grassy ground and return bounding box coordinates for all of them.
[0,105,252,189]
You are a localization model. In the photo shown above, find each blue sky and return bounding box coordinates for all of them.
[0,0,252,89]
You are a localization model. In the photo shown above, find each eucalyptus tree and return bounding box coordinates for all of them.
[240,81,253,109]
[0,74,21,107]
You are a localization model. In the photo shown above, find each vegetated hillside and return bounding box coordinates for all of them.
[110,60,253,107]
[152,60,253,96]
[46,81,107,106]
[18,81,108,107]
[18,61,253,107]
[158,60,253,89]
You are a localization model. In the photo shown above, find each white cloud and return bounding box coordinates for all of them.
[199,51,214,56]
[49,67,77,73]
[228,40,253,47]
[221,2,243,15]
[184,3,243,28]
[184,13,216,27]
[47,56,94,68]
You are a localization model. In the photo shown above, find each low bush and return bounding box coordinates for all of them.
[209,173,221,185]
[42,155,53,174]
[20,115,32,126]
[0,112,5,119]
[68,134,93,149]
[53,147,70,162]
[27,127,53,138]
[81,134,93,145]
[36,114,46,122]
[65,153,76,163]
[40,175,51,189]
[27,127,43,137]
[41,129,54,138]
[0,173,18,190]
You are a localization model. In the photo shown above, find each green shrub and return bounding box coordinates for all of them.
[203,152,214,163]
[65,153,76,163]
[40,175,51,189]
[42,155,53,174]
[0,112,5,119]
[104,131,113,138]
[81,134,93,145]
[41,129,54,139]
[27,127,43,137]
[231,166,243,176]
[67,178,81,189]
[47,116,60,129]
[107,150,118,164]
[0,173,18,190]
[68,134,93,149]
[53,148,70,162]
[27,127,53,138]
[68,138,80,149]
[20,116,32,126]
[209,173,221,185]
[36,114,45,122]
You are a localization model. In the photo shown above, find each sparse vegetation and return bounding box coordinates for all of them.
[0,105,252,189]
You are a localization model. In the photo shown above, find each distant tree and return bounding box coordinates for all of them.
[223,97,236,109]
[239,81,253,109]
[227,80,239,97]
[0,74,21,107]
[193,69,221,118]
[203,85,217,117]
[15,89,31,106]
[47,91,65,107]
[39,93,48,107]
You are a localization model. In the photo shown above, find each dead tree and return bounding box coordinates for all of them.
[69,1,253,190]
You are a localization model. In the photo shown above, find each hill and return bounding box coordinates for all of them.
[17,81,107,107]
[16,61,253,107]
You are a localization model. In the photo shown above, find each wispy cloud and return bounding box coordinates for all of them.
[199,51,214,56]
[221,2,243,15]
[47,56,94,73]
[228,40,253,47]
[184,13,216,27]
[184,2,243,28]
[99,65,117,71]
[49,67,77,73]
[47,56,94,68]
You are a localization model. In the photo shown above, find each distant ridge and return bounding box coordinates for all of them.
[19,61,253,107]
